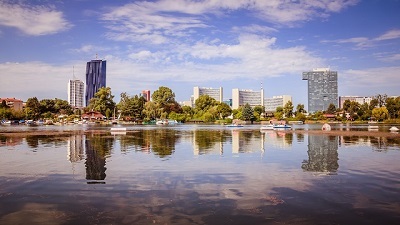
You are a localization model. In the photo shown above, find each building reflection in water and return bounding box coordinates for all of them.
[302,135,339,174]
[84,135,112,183]
[193,130,226,155]
[67,135,85,162]
[260,130,293,150]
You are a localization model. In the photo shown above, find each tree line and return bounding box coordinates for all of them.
[1,87,399,123]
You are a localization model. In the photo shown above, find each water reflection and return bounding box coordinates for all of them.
[84,134,112,182]
[1,127,400,224]
[302,135,339,174]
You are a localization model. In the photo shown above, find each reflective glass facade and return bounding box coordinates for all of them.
[85,60,106,106]
[302,69,338,113]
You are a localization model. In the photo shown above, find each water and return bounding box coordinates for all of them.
[0,124,399,224]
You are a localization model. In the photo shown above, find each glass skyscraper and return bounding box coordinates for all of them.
[85,59,106,106]
[302,68,338,113]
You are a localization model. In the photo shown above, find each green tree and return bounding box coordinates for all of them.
[1,100,9,109]
[295,104,306,116]
[217,102,232,119]
[25,97,41,119]
[195,95,217,112]
[274,106,283,120]
[369,99,378,110]
[326,103,337,114]
[87,87,116,115]
[242,103,254,121]
[151,86,180,115]
[283,101,294,118]
[372,107,388,121]
[143,101,162,121]
[385,97,400,119]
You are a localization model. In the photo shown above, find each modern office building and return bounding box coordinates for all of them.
[302,68,338,112]
[264,95,292,113]
[68,79,85,108]
[338,96,372,109]
[232,88,264,109]
[193,86,223,103]
[85,59,106,106]
[142,90,151,102]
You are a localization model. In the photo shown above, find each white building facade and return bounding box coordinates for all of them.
[264,95,292,113]
[338,96,373,109]
[68,79,85,108]
[193,87,223,103]
[232,89,264,109]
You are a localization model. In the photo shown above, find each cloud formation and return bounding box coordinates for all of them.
[0,1,71,36]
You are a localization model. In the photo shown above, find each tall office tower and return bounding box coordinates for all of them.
[68,79,85,108]
[142,90,151,102]
[232,88,264,110]
[302,68,338,113]
[193,86,223,103]
[85,59,106,106]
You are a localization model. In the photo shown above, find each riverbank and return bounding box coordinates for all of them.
[0,127,399,138]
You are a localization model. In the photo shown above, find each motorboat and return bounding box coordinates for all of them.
[226,123,243,127]
[273,124,291,129]
[260,124,274,130]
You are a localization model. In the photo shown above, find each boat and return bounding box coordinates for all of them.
[368,125,379,130]
[260,124,274,130]
[389,126,399,132]
[226,123,243,127]
[273,124,291,129]
[156,119,178,125]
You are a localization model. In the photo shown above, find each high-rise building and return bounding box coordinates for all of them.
[302,68,338,113]
[264,95,292,113]
[68,79,85,108]
[142,90,151,102]
[193,86,223,103]
[232,88,264,110]
[85,59,106,106]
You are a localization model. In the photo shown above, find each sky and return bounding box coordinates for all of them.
[0,0,399,109]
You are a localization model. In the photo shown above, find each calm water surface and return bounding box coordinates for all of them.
[0,125,399,225]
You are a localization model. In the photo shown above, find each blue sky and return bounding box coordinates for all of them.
[0,0,399,109]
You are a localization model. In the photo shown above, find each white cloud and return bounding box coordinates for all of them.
[102,0,359,43]
[374,29,400,41]
[0,1,72,36]
[341,67,400,91]
[322,29,400,50]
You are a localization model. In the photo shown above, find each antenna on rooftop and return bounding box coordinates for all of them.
[261,81,263,90]
[72,66,76,80]
[95,53,98,59]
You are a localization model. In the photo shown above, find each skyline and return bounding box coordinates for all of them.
[0,0,399,109]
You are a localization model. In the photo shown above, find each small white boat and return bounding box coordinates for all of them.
[226,124,243,127]
[368,125,379,130]
[273,124,291,129]
[389,126,399,132]
[260,124,274,130]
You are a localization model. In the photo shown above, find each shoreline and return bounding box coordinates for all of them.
[0,128,399,138]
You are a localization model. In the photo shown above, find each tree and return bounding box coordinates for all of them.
[241,103,254,121]
[217,102,232,119]
[25,97,41,119]
[151,86,181,115]
[117,93,146,120]
[1,100,9,109]
[326,103,337,114]
[195,95,217,112]
[283,101,294,118]
[372,107,388,121]
[385,97,400,119]
[87,87,116,115]
[295,104,306,115]
[143,101,162,121]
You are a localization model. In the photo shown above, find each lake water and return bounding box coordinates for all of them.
[0,124,399,224]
